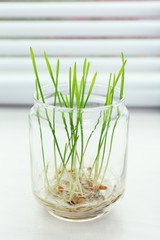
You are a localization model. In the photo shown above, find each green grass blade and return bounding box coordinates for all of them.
[120,52,125,100]
[80,61,90,107]
[101,114,120,183]
[71,62,76,107]
[75,77,80,108]
[79,58,87,104]
[36,80,39,100]
[63,143,68,160]
[44,51,56,86]
[54,59,59,106]
[56,59,59,84]
[83,72,97,108]
[107,86,111,106]
[83,58,87,76]
[105,73,112,105]
[66,135,79,166]
[44,51,62,107]
[65,95,70,108]
[69,67,72,107]
[111,59,127,95]
[30,47,45,103]
[85,62,90,80]
[115,59,127,85]
[110,74,116,104]
[79,76,84,96]
[60,92,67,107]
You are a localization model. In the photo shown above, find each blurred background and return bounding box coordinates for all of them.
[0,0,160,107]
[0,1,160,240]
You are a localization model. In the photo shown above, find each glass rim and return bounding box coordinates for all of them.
[33,83,125,113]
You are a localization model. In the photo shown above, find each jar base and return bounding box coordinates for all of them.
[34,191,123,222]
[47,209,109,222]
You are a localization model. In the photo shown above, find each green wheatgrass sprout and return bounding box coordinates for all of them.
[30,47,127,203]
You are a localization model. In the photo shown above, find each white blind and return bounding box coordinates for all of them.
[0,1,160,106]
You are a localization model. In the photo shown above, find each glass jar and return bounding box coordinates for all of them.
[29,82,129,222]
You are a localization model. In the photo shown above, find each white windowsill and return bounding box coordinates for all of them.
[0,107,160,240]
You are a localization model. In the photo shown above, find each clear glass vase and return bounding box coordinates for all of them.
[29,82,129,222]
